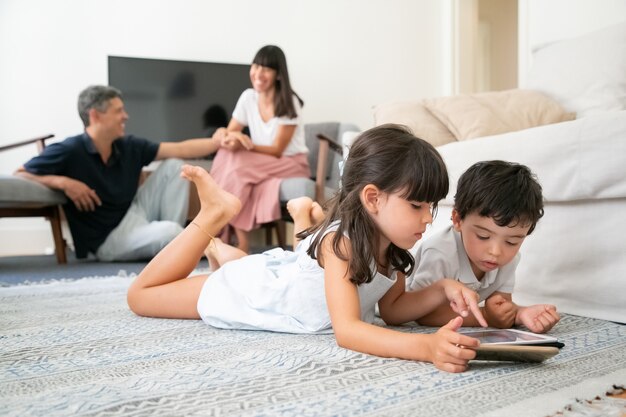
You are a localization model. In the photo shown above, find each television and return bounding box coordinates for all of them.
[108,56,250,143]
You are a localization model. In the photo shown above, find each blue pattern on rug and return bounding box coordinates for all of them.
[0,276,624,417]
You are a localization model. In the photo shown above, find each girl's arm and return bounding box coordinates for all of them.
[322,234,481,373]
[378,275,487,327]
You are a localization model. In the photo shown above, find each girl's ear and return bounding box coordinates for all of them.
[360,184,381,214]
[451,209,462,231]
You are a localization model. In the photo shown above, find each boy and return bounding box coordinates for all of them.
[408,160,560,333]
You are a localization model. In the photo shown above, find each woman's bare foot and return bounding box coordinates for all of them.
[181,165,241,235]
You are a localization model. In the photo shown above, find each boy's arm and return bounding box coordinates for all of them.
[515,303,560,333]
[483,292,517,328]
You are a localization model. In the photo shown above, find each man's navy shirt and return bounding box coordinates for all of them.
[23,133,159,258]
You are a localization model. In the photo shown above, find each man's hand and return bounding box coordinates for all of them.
[62,177,101,211]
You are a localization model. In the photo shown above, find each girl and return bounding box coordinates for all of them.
[209,45,309,253]
[127,125,486,373]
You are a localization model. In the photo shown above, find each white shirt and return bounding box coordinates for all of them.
[407,225,517,301]
[232,88,308,156]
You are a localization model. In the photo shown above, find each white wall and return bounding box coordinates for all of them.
[0,0,451,173]
[0,0,452,255]
[518,0,626,85]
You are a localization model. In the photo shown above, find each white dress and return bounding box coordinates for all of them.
[197,222,398,334]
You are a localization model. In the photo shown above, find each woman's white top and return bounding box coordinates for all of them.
[232,88,308,156]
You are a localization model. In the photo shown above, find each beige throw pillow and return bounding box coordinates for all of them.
[423,89,575,141]
[372,100,457,147]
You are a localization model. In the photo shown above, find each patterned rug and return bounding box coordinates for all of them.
[1,275,624,417]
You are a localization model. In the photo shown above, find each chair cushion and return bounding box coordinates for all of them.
[0,175,67,207]
[279,177,316,202]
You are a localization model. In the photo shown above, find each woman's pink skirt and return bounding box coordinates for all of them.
[210,149,310,231]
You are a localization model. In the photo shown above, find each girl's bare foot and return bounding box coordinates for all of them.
[311,202,325,225]
[287,196,314,224]
[204,237,221,271]
[204,237,247,270]
[181,165,241,235]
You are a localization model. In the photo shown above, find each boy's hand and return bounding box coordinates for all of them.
[516,304,560,333]
[484,293,517,328]
[442,279,488,327]
[428,316,480,373]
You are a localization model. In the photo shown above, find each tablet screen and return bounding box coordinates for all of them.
[459,329,558,345]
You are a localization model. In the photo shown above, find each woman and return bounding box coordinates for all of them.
[210,45,309,252]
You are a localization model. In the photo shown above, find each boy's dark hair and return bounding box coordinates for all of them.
[454,160,544,234]
[252,45,303,119]
[303,124,449,285]
[77,85,123,128]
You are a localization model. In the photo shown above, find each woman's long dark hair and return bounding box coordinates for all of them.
[300,124,449,285]
[252,45,303,118]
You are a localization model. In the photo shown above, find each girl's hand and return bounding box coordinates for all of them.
[441,279,488,327]
[428,316,480,372]
[516,304,560,333]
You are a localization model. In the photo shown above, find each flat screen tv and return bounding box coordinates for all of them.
[108,56,250,143]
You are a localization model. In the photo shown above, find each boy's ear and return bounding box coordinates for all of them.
[451,209,462,231]
[360,184,381,214]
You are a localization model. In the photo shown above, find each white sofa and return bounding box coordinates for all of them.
[362,21,626,324]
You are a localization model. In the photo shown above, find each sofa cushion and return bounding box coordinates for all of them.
[435,110,626,204]
[372,100,457,147]
[0,175,66,208]
[525,21,626,117]
[423,89,575,141]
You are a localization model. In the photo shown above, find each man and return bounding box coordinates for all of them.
[15,85,221,261]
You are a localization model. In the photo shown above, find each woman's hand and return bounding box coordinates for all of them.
[427,316,480,372]
[440,279,488,327]
[212,127,228,143]
[221,132,253,151]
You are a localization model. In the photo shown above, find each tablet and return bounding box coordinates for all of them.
[458,328,559,346]
[473,345,560,363]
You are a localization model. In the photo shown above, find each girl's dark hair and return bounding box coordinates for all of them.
[301,124,449,285]
[252,45,303,118]
[454,160,544,235]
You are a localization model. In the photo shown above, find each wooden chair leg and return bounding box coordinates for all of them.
[48,207,67,264]
[275,221,286,249]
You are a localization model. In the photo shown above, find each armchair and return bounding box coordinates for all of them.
[0,134,68,263]
[265,122,359,247]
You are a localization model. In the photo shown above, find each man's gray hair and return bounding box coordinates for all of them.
[77,85,123,127]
